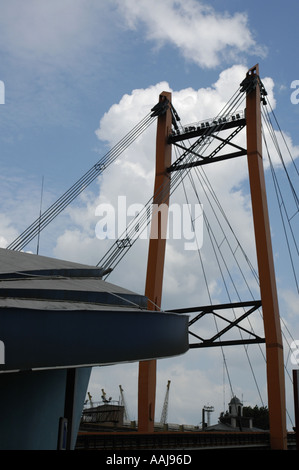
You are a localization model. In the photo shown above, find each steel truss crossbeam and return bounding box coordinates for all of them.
[167,123,246,172]
[168,118,246,144]
[167,300,264,348]
[169,148,247,170]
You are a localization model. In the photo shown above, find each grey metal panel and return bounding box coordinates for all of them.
[0,267,105,280]
[0,248,189,373]
[0,307,189,372]
[0,249,148,307]
[0,283,147,308]
[0,247,101,275]
[0,298,140,311]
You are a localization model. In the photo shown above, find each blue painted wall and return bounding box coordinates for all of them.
[0,367,91,450]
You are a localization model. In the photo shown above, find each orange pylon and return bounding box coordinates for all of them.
[246,64,287,450]
[138,92,172,433]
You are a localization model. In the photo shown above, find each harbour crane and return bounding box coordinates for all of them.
[101,388,112,403]
[119,385,131,422]
[87,392,94,407]
[160,380,171,425]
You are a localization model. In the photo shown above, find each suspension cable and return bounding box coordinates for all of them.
[180,172,236,401]
[98,84,248,275]
[7,112,157,252]
[261,104,299,212]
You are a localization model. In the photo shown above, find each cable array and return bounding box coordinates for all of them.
[7,112,156,252]
[98,82,250,276]
[177,85,299,420]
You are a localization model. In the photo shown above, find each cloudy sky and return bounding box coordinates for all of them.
[0,0,298,429]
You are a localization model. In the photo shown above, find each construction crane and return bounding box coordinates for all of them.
[160,380,171,425]
[119,385,130,422]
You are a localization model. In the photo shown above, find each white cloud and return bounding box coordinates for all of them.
[55,64,297,309]
[55,67,260,296]
[0,214,17,248]
[116,0,267,68]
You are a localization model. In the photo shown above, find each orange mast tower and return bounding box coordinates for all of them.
[245,64,287,449]
[138,66,287,449]
[138,91,172,433]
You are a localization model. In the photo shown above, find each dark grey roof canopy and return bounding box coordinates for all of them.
[0,249,189,372]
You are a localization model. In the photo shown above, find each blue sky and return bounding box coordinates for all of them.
[0,1,298,428]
